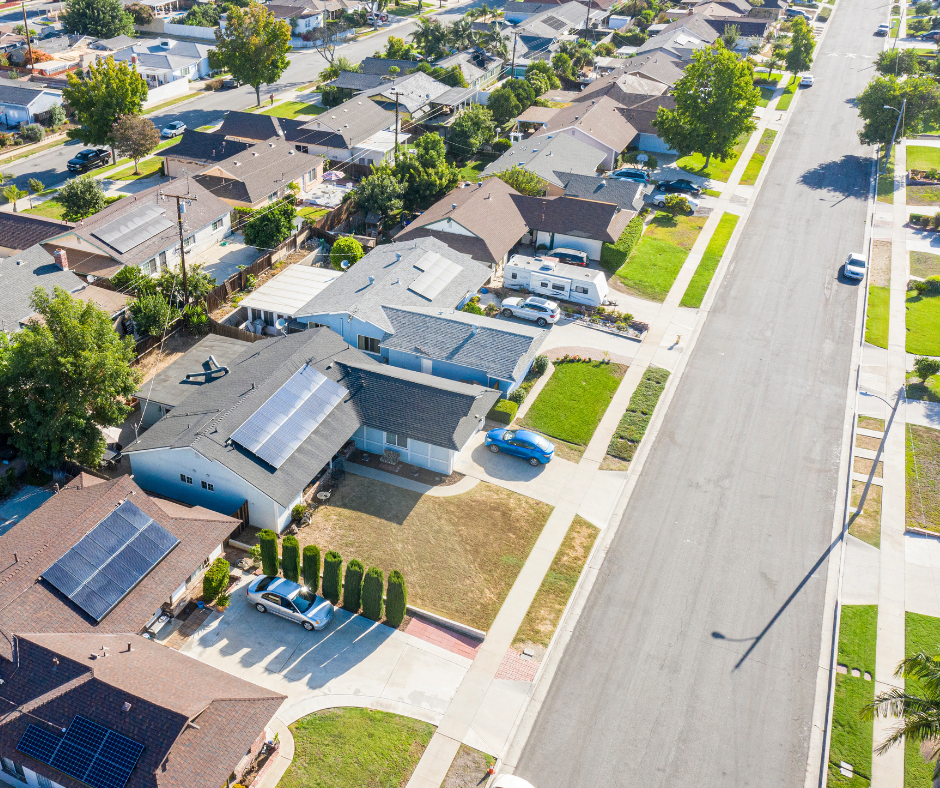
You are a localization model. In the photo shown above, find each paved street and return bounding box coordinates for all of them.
[514,5,883,788]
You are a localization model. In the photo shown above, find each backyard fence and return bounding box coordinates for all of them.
[207,316,267,343]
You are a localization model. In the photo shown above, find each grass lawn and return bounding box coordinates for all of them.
[513,516,599,650]
[891,16,900,36]
[877,149,895,204]
[616,212,707,301]
[301,477,552,631]
[299,206,331,222]
[906,613,940,786]
[259,100,328,118]
[676,135,749,182]
[756,85,776,107]
[740,129,777,187]
[703,188,721,197]
[23,193,123,221]
[911,250,940,278]
[849,481,882,548]
[829,605,877,788]
[854,457,883,478]
[680,212,738,308]
[452,158,493,182]
[907,145,940,171]
[281,708,433,788]
[521,360,626,447]
[818,5,831,19]
[108,156,164,181]
[607,366,670,463]
[858,416,885,432]
[865,285,889,348]
[907,424,940,533]
[907,371,940,402]
[906,290,940,355]
[441,745,496,788]
[776,76,800,111]
[907,183,940,205]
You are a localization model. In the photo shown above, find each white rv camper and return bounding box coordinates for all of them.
[503,254,609,307]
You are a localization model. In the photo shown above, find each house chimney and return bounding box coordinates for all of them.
[131,54,138,65]
[53,248,68,270]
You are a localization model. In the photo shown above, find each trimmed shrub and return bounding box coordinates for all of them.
[342,559,365,612]
[508,386,527,405]
[600,215,645,272]
[322,551,343,604]
[531,354,549,376]
[202,557,230,603]
[282,535,300,583]
[385,570,407,627]
[302,544,321,592]
[912,275,940,294]
[664,194,691,213]
[361,566,384,621]
[491,137,512,153]
[488,399,518,425]
[291,503,308,521]
[259,529,279,576]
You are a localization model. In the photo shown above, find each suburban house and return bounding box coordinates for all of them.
[434,49,503,90]
[112,39,213,86]
[531,95,639,169]
[515,193,632,260]
[125,327,500,531]
[0,212,70,256]
[559,172,644,212]
[267,1,326,33]
[361,71,452,120]
[503,1,570,23]
[423,86,484,136]
[156,129,253,177]
[703,16,772,48]
[608,53,685,87]
[480,133,606,193]
[40,179,232,280]
[0,76,62,127]
[0,473,285,788]
[359,56,427,79]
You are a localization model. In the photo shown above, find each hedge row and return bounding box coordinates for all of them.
[259,529,278,576]
[600,214,646,272]
[202,557,231,603]
[508,354,550,405]
[487,399,518,425]
[282,535,300,583]
[607,367,670,462]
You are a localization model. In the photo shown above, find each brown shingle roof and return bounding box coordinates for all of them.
[511,194,633,242]
[0,213,71,252]
[534,95,639,152]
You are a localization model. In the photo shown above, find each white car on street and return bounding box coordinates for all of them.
[843,252,867,280]
[500,296,561,327]
[801,74,815,86]
[652,193,700,211]
[161,120,186,138]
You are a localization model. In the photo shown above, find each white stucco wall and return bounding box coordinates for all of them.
[352,426,456,475]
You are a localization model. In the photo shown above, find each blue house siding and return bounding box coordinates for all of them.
[384,347,515,395]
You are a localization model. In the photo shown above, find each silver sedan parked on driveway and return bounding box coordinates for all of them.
[246,575,334,631]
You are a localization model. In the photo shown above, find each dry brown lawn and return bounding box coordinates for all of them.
[858,416,885,432]
[856,435,884,452]
[849,480,882,549]
[299,477,553,630]
[870,240,892,288]
[907,424,940,533]
[134,329,202,383]
[854,457,884,478]
[440,745,495,788]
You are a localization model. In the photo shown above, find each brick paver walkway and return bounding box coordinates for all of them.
[405,617,482,660]
[494,650,540,682]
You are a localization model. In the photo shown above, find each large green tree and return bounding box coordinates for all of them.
[410,17,448,60]
[394,133,458,210]
[488,86,522,126]
[63,56,147,159]
[319,54,359,82]
[448,104,495,157]
[62,0,133,38]
[876,48,920,76]
[58,174,106,222]
[213,2,291,107]
[111,115,160,175]
[355,162,403,218]
[784,16,815,74]
[653,45,760,169]
[0,287,139,468]
[243,198,297,248]
[857,74,940,146]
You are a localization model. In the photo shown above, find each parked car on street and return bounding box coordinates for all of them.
[500,296,561,326]
[485,428,555,466]
[652,193,700,211]
[916,30,940,40]
[246,576,334,631]
[542,247,588,266]
[876,23,890,35]
[842,252,867,280]
[655,179,702,196]
[67,147,110,173]
[161,120,186,138]
[800,74,815,86]
[610,167,651,183]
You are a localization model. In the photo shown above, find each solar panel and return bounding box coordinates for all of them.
[17,716,144,788]
[42,500,179,622]
[408,252,462,300]
[542,15,566,29]
[91,203,173,254]
[231,363,347,469]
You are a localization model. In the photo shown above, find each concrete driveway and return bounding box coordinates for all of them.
[181,576,471,724]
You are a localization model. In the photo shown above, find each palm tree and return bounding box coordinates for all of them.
[410,17,448,60]
[475,21,508,59]
[2,184,26,213]
[447,17,475,51]
[319,55,360,81]
[864,652,940,780]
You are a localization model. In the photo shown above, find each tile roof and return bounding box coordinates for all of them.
[558,172,644,211]
[479,133,606,188]
[0,633,284,788]
[0,475,240,659]
[154,129,252,164]
[0,244,85,335]
[395,181,529,266]
[126,328,499,501]
[533,95,639,152]
[381,305,547,381]
[0,212,71,253]
[511,194,633,242]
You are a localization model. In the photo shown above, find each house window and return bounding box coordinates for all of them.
[180,474,193,485]
[385,432,407,448]
[510,272,517,279]
[268,192,278,202]
[140,258,157,275]
[263,310,275,327]
[201,480,214,491]
[158,251,167,270]
[574,285,588,294]
[296,145,309,154]
[1,758,25,782]
[357,335,380,354]
[212,219,222,231]
[183,234,195,248]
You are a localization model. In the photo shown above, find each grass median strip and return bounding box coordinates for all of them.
[876,150,895,204]
[775,76,800,111]
[616,212,707,301]
[865,285,889,348]
[740,129,776,186]
[259,100,328,118]
[606,366,670,465]
[281,708,434,788]
[849,481,882,548]
[680,213,739,308]
[907,424,940,532]
[906,290,940,356]
[107,156,164,181]
[905,613,940,786]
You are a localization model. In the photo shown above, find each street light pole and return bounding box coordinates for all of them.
[882,101,905,176]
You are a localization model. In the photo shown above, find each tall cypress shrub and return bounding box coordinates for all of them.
[281,535,300,583]
[202,557,230,604]
[385,570,407,627]
[258,529,278,577]
[302,544,321,592]
[342,559,364,612]
[361,566,384,621]
[322,551,343,604]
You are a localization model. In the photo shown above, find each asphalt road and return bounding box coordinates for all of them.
[1,0,480,191]
[514,6,883,788]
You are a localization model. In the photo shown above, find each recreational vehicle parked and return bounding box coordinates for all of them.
[503,254,609,307]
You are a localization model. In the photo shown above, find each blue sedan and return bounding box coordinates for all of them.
[484,428,555,466]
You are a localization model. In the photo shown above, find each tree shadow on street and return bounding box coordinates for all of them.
[798,154,871,198]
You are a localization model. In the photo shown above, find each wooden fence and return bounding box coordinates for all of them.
[207,316,267,343]
[133,318,182,363]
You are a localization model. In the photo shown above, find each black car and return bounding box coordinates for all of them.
[67,148,111,173]
[917,30,940,40]
[656,179,703,196]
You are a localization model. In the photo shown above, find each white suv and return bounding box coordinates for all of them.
[500,297,561,327]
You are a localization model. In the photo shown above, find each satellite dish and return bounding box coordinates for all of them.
[275,318,288,332]
[341,259,350,269]
[636,153,649,162]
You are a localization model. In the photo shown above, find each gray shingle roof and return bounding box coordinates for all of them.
[559,172,644,211]
[359,57,425,77]
[289,97,395,150]
[300,237,492,330]
[381,305,547,381]
[0,76,49,106]
[363,71,451,113]
[0,244,85,335]
[511,194,632,242]
[155,129,252,164]
[126,328,499,504]
[326,71,387,90]
[216,111,300,142]
[480,133,606,187]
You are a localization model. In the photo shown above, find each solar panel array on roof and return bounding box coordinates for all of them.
[408,251,461,300]
[231,363,347,469]
[91,203,173,254]
[541,15,567,29]
[18,716,144,788]
[42,500,179,622]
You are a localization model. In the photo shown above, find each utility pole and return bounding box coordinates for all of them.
[161,187,198,304]
[21,2,34,73]
[510,33,517,79]
[394,91,400,164]
[583,0,592,39]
